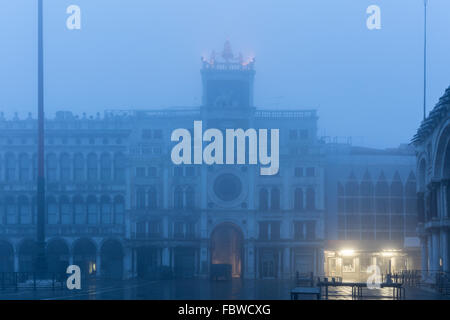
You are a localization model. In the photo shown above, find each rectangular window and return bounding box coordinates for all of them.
[174,167,183,177]
[294,167,303,177]
[148,167,157,177]
[299,130,309,139]
[289,130,298,140]
[142,130,152,139]
[153,130,163,139]
[136,167,146,177]
[306,167,315,177]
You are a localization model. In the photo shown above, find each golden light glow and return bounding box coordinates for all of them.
[340,249,355,257]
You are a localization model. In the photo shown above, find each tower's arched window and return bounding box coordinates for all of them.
[174,186,183,209]
[73,153,84,182]
[60,153,71,182]
[100,196,112,224]
[18,196,31,224]
[19,154,30,182]
[136,188,146,209]
[294,188,303,210]
[87,153,98,182]
[100,153,112,181]
[306,187,316,210]
[259,188,269,211]
[271,188,280,211]
[148,187,157,209]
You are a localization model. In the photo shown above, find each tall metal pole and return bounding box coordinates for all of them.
[423,0,428,120]
[36,0,47,274]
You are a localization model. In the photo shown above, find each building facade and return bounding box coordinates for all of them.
[413,86,450,280]
[0,43,422,281]
[323,143,420,282]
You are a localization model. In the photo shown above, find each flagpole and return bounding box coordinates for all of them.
[36,0,47,274]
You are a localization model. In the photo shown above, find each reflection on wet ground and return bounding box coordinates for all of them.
[0,278,449,300]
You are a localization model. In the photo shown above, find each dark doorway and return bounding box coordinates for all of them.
[73,238,97,276]
[100,239,124,279]
[0,241,14,272]
[47,239,70,274]
[210,223,244,278]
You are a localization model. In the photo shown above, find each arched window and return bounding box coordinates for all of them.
[100,153,112,181]
[148,187,157,209]
[390,172,403,214]
[74,196,86,224]
[375,172,389,214]
[18,196,31,224]
[360,172,374,213]
[306,187,316,210]
[87,196,98,224]
[5,197,16,224]
[46,154,57,182]
[114,153,126,182]
[60,196,72,224]
[136,189,146,209]
[405,172,417,214]
[294,188,303,210]
[100,196,112,224]
[73,154,85,182]
[186,187,195,209]
[87,154,98,182]
[5,153,16,182]
[114,196,125,224]
[32,154,37,181]
[345,174,359,214]
[271,188,280,211]
[60,154,71,182]
[19,154,30,182]
[174,186,183,209]
[337,182,345,213]
[47,197,58,224]
[259,188,269,211]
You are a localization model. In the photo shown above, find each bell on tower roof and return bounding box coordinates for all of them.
[222,40,234,62]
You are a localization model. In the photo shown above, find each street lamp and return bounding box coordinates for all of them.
[35,0,47,274]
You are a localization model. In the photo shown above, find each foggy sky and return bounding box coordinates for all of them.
[0,0,449,149]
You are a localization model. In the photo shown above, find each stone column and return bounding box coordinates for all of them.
[96,253,101,277]
[162,247,170,267]
[200,166,207,209]
[199,245,208,277]
[432,231,440,272]
[246,243,256,279]
[14,253,19,272]
[123,247,133,279]
[421,237,428,279]
[442,230,449,273]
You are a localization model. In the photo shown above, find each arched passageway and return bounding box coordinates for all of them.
[210,223,244,278]
[100,239,124,279]
[47,239,70,273]
[73,238,97,276]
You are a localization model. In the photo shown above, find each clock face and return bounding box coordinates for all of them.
[213,173,242,202]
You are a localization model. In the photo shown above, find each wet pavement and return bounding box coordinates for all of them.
[0,278,449,300]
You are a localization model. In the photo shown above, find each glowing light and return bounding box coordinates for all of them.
[340,249,355,256]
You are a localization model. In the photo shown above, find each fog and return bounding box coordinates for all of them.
[1,0,450,148]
